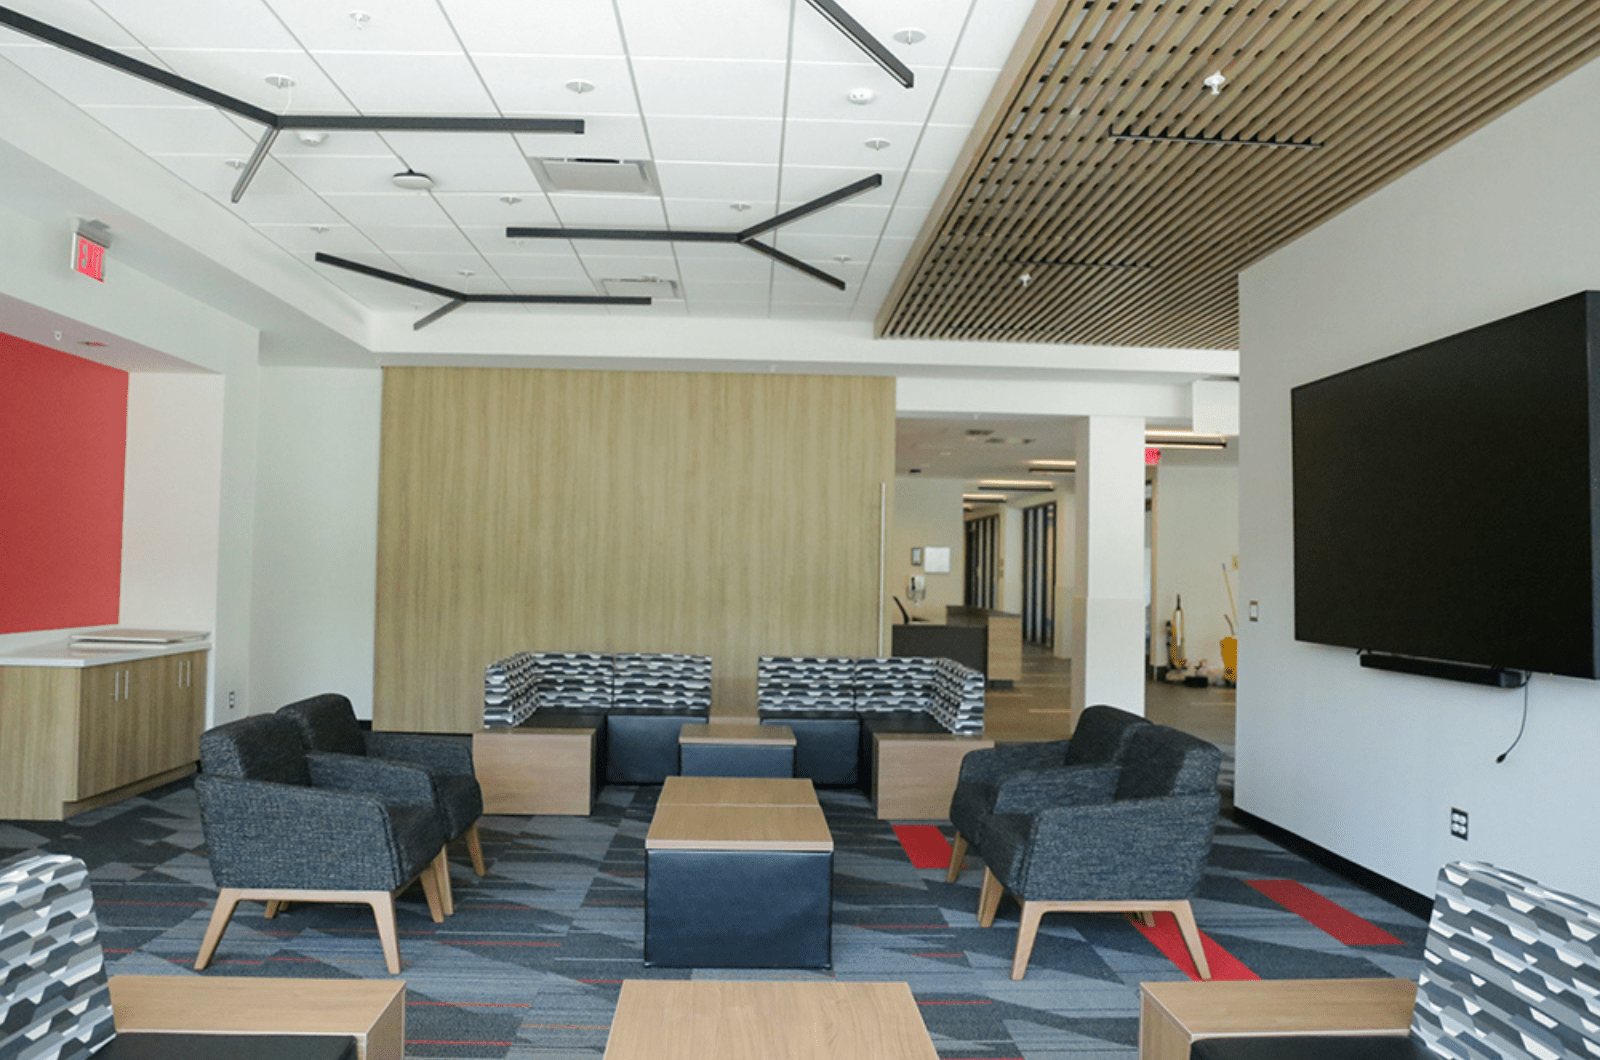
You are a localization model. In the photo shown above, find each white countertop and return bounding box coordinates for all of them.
[0,639,212,668]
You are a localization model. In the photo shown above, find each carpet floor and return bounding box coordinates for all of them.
[0,780,1428,1060]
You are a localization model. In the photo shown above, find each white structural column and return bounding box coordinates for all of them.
[1071,415,1148,719]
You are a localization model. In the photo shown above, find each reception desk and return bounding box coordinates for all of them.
[944,607,1022,687]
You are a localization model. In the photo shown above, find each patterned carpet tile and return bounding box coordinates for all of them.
[0,780,1427,1060]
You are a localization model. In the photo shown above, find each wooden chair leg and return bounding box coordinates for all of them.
[418,856,446,924]
[1170,900,1211,980]
[263,899,281,919]
[364,892,403,975]
[434,849,455,917]
[194,889,243,970]
[1139,910,1156,927]
[945,831,968,883]
[1010,900,1047,980]
[464,821,486,877]
[978,867,1004,927]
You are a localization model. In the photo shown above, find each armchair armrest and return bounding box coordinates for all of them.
[194,776,430,891]
[990,764,1118,815]
[1018,792,1222,899]
[958,740,1072,785]
[366,732,475,775]
[306,751,438,810]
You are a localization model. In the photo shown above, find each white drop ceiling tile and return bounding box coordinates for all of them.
[676,256,771,283]
[0,1,144,46]
[93,0,302,50]
[881,204,932,239]
[927,66,1004,128]
[502,278,606,297]
[778,166,901,207]
[150,152,247,200]
[896,167,953,203]
[951,0,1036,69]
[439,194,557,227]
[455,274,514,295]
[549,194,667,227]
[517,113,650,159]
[654,162,778,205]
[253,223,381,254]
[781,118,922,169]
[312,52,497,114]
[274,131,394,157]
[681,281,770,302]
[630,58,784,119]
[475,53,636,115]
[627,300,689,317]
[687,301,770,318]
[148,49,355,114]
[386,249,493,276]
[614,0,788,60]
[569,240,677,263]
[80,105,257,156]
[648,116,781,165]
[320,191,454,226]
[789,0,969,69]
[483,255,591,281]
[405,152,544,194]
[785,60,942,124]
[772,231,886,261]
[362,225,476,254]
[265,0,460,53]
[2,45,202,107]
[320,267,428,309]
[498,236,587,258]
[226,183,351,225]
[908,123,979,175]
[276,153,405,193]
[443,0,625,56]
[661,201,764,232]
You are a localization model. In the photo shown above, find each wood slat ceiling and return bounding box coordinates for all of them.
[876,0,1600,348]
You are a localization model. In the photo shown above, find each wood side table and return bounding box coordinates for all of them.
[658,775,817,807]
[1138,978,1416,1060]
[109,975,405,1060]
[871,732,994,819]
[679,721,796,777]
[473,725,596,815]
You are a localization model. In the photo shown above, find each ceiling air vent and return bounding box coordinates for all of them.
[600,278,680,300]
[528,157,658,195]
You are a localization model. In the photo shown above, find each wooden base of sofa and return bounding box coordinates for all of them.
[871,733,993,819]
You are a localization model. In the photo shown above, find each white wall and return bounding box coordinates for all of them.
[891,477,967,621]
[1151,462,1239,674]
[1237,55,1600,898]
[250,367,383,717]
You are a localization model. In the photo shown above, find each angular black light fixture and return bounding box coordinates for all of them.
[802,0,914,89]
[0,6,584,202]
[314,253,649,331]
[508,174,884,290]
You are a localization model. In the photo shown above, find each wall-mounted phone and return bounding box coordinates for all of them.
[908,574,927,602]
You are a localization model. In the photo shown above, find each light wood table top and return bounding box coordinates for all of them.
[646,802,833,851]
[1141,977,1417,1036]
[604,980,938,1060]
[680,721,795,745]
[658,775,817,807]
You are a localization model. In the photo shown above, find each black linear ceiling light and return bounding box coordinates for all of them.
[508,174,884,290]
[314,253,649,331]
[802,0,914,89]
[0,6,584,202]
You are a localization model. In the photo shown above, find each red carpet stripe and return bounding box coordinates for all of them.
[1131,912,1257,981]
[893,824,954,869]
[1247,879,1402,945]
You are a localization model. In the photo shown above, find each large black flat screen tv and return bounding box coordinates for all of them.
[1292,291,1600,680]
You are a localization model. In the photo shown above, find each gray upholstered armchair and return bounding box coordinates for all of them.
[278,692,485,909]
[971,723,1222,980]
[946,704,1150,882]
[194,713,448,975]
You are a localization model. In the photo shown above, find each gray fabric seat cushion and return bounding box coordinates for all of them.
[198,714,313,786]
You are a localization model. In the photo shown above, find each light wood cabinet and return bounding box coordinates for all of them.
[0,649,208,820]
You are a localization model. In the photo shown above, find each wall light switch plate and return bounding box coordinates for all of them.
[1248,601,1259,621]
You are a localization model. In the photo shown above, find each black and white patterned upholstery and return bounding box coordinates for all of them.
[853,657,935,713]
[1413,861,1600,1060]
[532,652,614,712]
[931,658,986,735]
[612,653,712,712]
[484,652,539,726]
[756,657,857,713]
[0,853,113,1060]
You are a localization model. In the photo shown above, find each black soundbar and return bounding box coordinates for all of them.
[1358,651,1528,688]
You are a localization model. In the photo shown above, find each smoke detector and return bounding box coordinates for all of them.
[391,169,435,191]
[1203,71,1227,95]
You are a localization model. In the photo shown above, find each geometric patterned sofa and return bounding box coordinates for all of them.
[483,651,712,783]
[756,655,986,786]
[1191,860,1600,1060]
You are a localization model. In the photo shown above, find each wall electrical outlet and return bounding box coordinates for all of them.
[1248,601,1259,622]
[228,690,237,710]
[1450,807,1469,840]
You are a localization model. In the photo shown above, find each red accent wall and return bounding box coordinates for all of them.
[0,331,128,634]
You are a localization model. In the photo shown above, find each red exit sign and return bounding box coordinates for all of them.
[1145,447,1162,465]
[72,232,107,282]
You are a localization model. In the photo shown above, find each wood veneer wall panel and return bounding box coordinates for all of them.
[374,369,893,732]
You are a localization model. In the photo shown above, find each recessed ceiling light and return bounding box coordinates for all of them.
[848,88,875,105]
[224,158,246,170]
[349,10,371,29]
[730,202,752,212]
[457,269,475,277]
[310,225,330,234]
[833,255,851,264]
[893,28,926,45]
[500,194,522,205]
[864,137,890,151]
[295,130,328,147]
[391,169,434,190]
[264,74,295,89]
[565,79,596,94]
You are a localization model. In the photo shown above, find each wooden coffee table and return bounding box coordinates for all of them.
[604,980,937,1060]
[1138,978,1416,1060]
[679,721,796,777]
[658,775,817,807]
[644,783,833,967]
